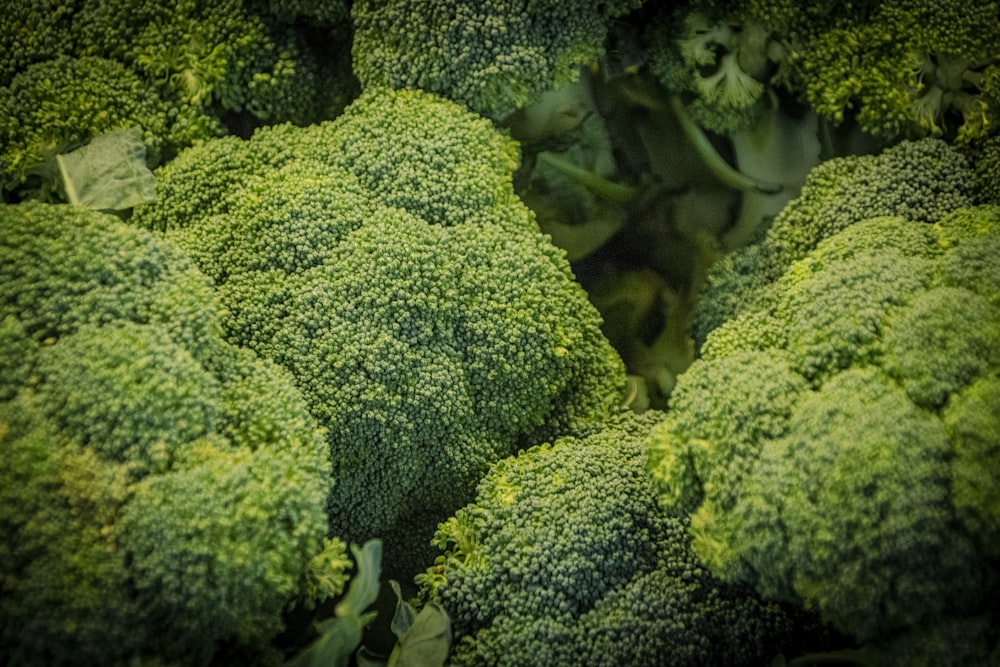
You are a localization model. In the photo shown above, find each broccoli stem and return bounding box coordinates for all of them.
[667,94,783,194]
[535,151,640,204]
[784,647,872,666]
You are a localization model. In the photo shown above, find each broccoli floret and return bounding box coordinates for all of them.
[419,412,827,667]
[653,0,999,144]
[966,133,1000,205]
[648,206,1000,659]
[933,205,1000,310]
[132,87,627,572]
[883,286,1000,408]
[714,369,983,640]
[797,0,1000,144]
[645,5,787,137]
[293,87,525,228]
[0,202,340,665]
[71,0,331,125]
[0,56,187,202]
[350,0,645,119]
[646,348,810,519]
[0,0,82,87]
[943,375,1000,560]
[1,0,349,186]
[693,138,976,344]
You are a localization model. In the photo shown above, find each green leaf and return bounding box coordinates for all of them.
[386,580,452,667]
[336,540,382,618]
[388,581,417,640]
[285,540,383,667]
[284,615,366,667]
[56,127,156,211]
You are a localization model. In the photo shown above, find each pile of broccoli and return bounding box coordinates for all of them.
[644,0,1000,145]
[0,0,356,202]
[2,0,999,665]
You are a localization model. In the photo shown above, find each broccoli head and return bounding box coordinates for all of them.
[797,0,1000,144]
[131,87,628,571]
[350,0,645,119]
[0,202,340,665]
[1,0,351,203]
[693,137,976,345]
[71,0,332,125]
[0,0,82,87]
[0,55,193,202]
[418,412,828,667]
[644,4,789,137]
[648,0,999,144]
[647,205,1000,661]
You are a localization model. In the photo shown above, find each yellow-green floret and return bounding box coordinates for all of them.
[648,202,1000,663]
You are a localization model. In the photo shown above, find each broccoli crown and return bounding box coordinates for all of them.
[644,4,784,137]
[71,0,328,124]
[420,412,824,667]
[131,87,627,566]
[1,0,351,203]
[693,137,976,344]
[350,0,645,119]
[796,0,1000,144]
[0,0,82,87]
[0,202,336,665]
[647,205,1000,655]
[652,0,1000,144]
[0,55,180,200]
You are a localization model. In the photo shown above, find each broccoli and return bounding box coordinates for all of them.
[0,55,195,202]
[1,0,356,203]
[0,0,82,87]
[647,204,1000,663]
[797,0,1000,144]
[350,0,645,119]
[131,87,628,573]
[966,132,1000,205]
[70,0,331,125]
[645,0,1000,145]
[0,202,344,665]
[645,4,789,138]
[693,137,977,345]
[418,411,830,666]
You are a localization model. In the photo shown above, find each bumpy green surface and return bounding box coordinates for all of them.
[420,412,821,667]
[693,138,976,345]
[131,87,627,565]
[0,202,335,665]
[649,204,1000,659]
[351,0,645,118]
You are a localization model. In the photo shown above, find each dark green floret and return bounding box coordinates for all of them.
[420,412,825,667]
[0,56,182,201]
[0,202,340,666]
[132,87,627,570]
[350,0,645,119]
